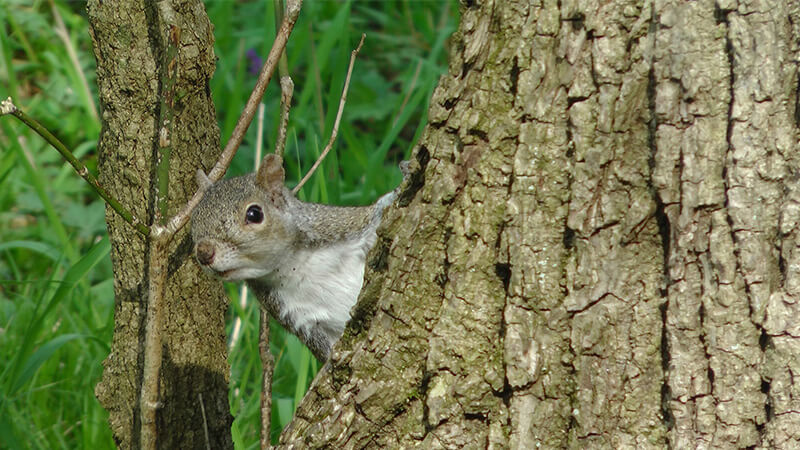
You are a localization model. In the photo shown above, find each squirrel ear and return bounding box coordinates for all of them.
[256,153,285,192]
[196,169,212,190]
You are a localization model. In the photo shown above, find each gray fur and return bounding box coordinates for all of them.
[190,157,397,360]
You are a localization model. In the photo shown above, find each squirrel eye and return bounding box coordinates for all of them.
[245,205,264,224]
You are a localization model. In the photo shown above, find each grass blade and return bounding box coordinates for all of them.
[0,240,60,261]
[0,236,110,397]
[9,333,88,395]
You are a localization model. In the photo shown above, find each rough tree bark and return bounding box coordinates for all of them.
[87,1,233,448]
[279,0,800,448]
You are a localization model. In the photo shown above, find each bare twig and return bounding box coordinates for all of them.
[1,98,149,236]
[254,103,276,448]
[140,15,182,450]
[273,0,290,78]
[165,0,303,235]
[259,309,274,450]
[140,236,168,447]
[229,100,267,351]
[293,33,365,194]
[275,76,294,159]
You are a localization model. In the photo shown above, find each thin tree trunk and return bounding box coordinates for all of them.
[279,0,800,448]
[87,1,233,448]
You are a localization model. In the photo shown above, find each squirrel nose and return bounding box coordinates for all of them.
[195,241,215,266]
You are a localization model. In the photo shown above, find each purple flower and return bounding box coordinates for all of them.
[246,48,264,76]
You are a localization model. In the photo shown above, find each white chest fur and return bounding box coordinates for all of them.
[261,231,375,344]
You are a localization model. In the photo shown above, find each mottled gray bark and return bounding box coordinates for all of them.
[87,1,233,448]
[279,0,800,448]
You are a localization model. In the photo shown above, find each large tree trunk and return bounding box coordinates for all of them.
[279,0,800,448]
[87,1,233,448]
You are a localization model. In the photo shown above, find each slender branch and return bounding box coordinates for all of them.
[230,101,266,352]
[141,2,301,444]
[1,97,149,236]
[140,235,168,449]
[139,19,182,450]
[210,0,300,177]
[293,34,365,194]
[273,0,290,78]
[275,76,294,159]
[165,0,303,236]
[273,0,291,160]
[258,5,290,446]
[259,309,274,449]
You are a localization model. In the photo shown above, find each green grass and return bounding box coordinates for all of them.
[0,1,457,448]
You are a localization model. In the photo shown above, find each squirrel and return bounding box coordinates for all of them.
[190,153,397,360]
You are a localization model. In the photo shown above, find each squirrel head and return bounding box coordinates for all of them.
[191,154,296,281]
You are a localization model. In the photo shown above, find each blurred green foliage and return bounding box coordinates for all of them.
[0,0,457,448]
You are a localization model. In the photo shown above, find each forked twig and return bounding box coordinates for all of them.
[165,0,303,235]
[139,17,181,450]
[142,2,302,448]
[292,33,365,194]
